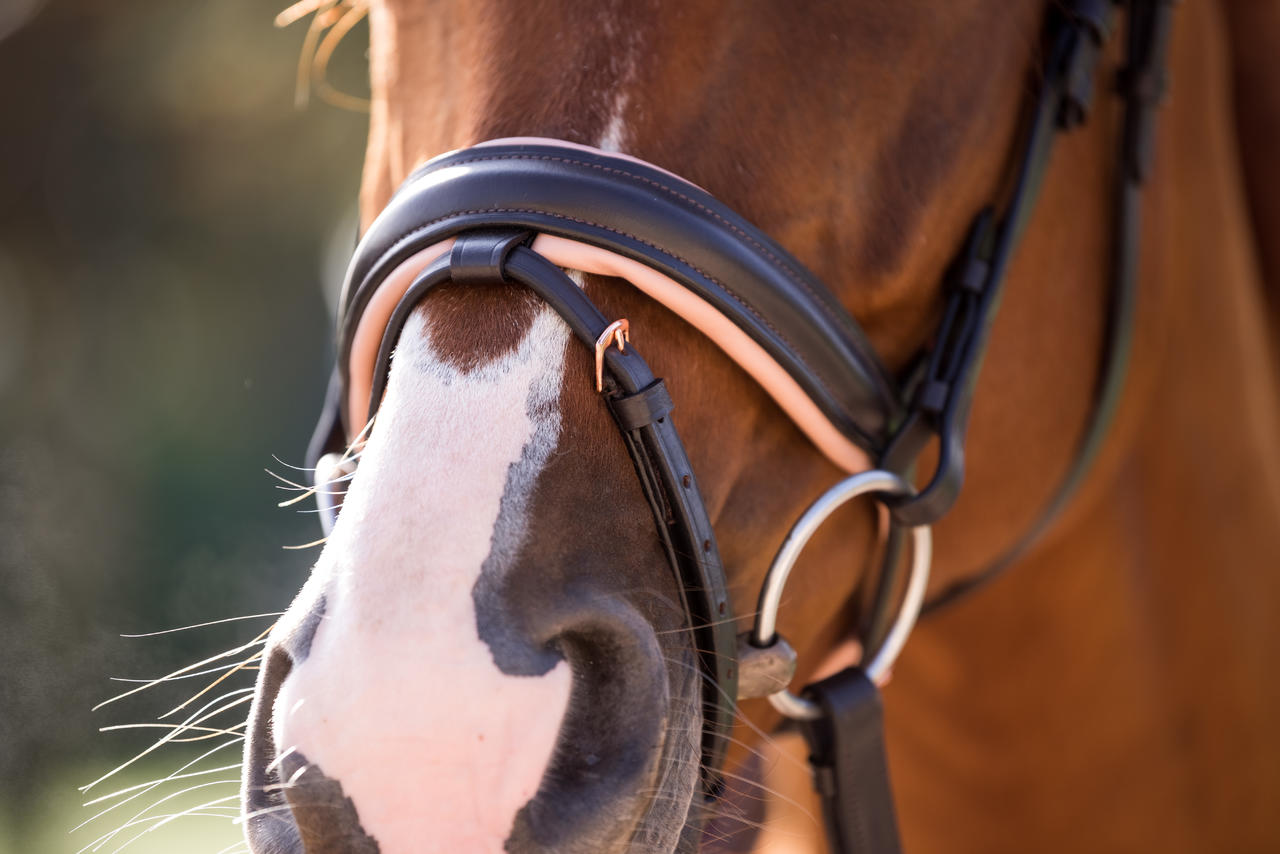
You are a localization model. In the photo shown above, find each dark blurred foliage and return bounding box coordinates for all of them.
[0,0,367,816]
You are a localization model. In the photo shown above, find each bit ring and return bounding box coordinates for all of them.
[750,469,932,721]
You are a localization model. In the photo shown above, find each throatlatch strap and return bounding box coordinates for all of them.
[920,0,1175,614]
[801,669,902,854]
[880,0,1114,528]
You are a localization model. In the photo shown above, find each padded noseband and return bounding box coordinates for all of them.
[333,139,903,459]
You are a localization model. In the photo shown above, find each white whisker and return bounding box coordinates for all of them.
[92,630,270,713]
[120,613,283,638]
[78,785,239,854]
[83,688,255,794]
[109,660,261,684]
[282,536,328,550]
[77,739,242,829]
[159,652,262,719]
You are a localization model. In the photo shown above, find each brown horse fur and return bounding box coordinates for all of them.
[352,0,1280,850]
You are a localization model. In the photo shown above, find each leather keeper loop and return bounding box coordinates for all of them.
[609,379,675,431]
[448,229,532,285]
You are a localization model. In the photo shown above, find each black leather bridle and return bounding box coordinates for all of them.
[304,1,1174,850]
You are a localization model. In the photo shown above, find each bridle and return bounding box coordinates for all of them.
[303,0,1175,850]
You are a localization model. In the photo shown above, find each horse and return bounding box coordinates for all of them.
[241,0,1280,851]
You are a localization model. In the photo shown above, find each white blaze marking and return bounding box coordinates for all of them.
[596,12,637,154]
[598,90,629,152]
[273,306,573,853]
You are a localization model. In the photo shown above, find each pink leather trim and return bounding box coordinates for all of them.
[347,238,456,433]
[531,237,870,473]
[346,236,870,474]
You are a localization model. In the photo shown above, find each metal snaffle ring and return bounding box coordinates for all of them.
[750,469,932,721]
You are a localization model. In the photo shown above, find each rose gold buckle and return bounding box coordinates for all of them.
[594,319,630,392]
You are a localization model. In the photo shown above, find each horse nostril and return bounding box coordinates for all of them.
[242,595,337,854]
[503,593,697,854]
[243,640,381,854]
[273,749,381,854]
[242,645,303,854]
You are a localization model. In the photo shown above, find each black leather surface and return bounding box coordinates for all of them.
[336,141,903,454]
[609,380,675,433]
[802,669,902,854]
[921,0,1170,610]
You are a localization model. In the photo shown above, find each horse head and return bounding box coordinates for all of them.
[238,1,1232,852]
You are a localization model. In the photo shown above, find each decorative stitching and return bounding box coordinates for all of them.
[345,153,895,447]
[439,152,856,331]
[365,206,790,353]
[348,206,881,448]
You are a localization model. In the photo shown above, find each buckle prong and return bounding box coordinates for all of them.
[594,319,630,392]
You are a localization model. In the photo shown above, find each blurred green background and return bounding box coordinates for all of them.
[0,0,368,850]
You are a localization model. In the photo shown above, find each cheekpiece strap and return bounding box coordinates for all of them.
[801,668,903,854]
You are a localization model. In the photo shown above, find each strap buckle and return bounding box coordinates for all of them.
[594,318,630,392]
[1056,0,1115,129]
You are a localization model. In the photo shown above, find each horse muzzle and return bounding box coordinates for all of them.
[242,571,704,854]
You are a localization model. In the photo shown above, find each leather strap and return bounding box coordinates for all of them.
[801,669,902,854]
[337,141,902,457]
[881,0,1116,527]
[821,5,1175,848]
[920,0,1175,613]
[368,228,738,799]
[609,380,675,432]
